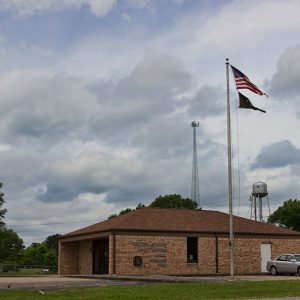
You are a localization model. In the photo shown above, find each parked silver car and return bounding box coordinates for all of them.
[266,254,300,275]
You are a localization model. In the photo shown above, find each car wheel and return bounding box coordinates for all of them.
[297,267,300,276]
[270,266,277,276]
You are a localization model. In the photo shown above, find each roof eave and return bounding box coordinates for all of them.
[60,227,300,240]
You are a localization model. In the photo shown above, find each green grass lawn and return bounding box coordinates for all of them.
[1,280,300,300]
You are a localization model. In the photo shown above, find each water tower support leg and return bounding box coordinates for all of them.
[259,197,263,222]
[254,196,257,221]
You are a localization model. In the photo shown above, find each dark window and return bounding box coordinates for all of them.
[133,256,142,267]
[286,255,294,261]
[276,255,287,261]
[187,237,198,263]
[294,255,300,262]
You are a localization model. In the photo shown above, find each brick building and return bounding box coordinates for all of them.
[58,207,300,275]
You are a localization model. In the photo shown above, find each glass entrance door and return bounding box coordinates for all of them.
[93,238,109,274]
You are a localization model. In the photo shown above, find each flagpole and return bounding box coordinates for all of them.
[226,58,235,280]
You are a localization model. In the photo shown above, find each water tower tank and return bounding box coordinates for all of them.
[252,181,268,198]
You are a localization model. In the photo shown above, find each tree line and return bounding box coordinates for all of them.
[0,228,61,266]
[108,194,198,219]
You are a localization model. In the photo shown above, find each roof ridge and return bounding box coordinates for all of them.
[138,207,220,213]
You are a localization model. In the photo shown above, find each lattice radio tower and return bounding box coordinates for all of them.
[191,121,201,208]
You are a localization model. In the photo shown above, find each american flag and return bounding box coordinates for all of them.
[231,65,268,96]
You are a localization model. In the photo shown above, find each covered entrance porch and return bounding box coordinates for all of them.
[59,234,112,275]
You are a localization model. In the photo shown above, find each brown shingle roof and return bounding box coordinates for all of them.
[62,207,300,238]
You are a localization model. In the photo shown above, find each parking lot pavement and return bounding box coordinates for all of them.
[0,274,299,291]
[0,276,151,291]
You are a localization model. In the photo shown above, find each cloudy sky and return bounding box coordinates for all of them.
[1,0,300,245]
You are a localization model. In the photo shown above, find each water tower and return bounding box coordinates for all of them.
[250,181,270,222]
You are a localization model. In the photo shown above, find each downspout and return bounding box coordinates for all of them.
[112,231,116,274]
[58,240,61,275]
[215,233,219,273]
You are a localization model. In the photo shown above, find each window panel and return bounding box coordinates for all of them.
[187,237,198,263]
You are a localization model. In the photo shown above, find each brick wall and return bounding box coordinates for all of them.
[217,236,300,274]
[109,234,115,274]
[114,234,300,275]
[59,241,79,275]
[199,236,217,273]
[114,234,217,275]
[217,237,263,273]
[59,232,300,276]
[271,238,300,259]
[78,240,93,274]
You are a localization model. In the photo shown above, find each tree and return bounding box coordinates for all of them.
[0,227,25,263]
[23,236,61,266]
[42,250,57,266]
[44,234,61,252]
[107,203,146,219]
[268,199,300,231]
[0,183,25,264]
[108,213,117,219]
[0,183,7,227]
[107,195,198,220]
[22,242,55,266]
[149,194,198,209]
[22,243,41,265]
[118,208,135,216]
[136,203,146,209]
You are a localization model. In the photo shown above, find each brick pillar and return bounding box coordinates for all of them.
[58,241,79,275]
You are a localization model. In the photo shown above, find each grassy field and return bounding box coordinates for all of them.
[1,280,300,300]
[0,269,45,276]
[0,265,57,276]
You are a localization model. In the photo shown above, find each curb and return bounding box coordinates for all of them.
[65,274,228,283]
